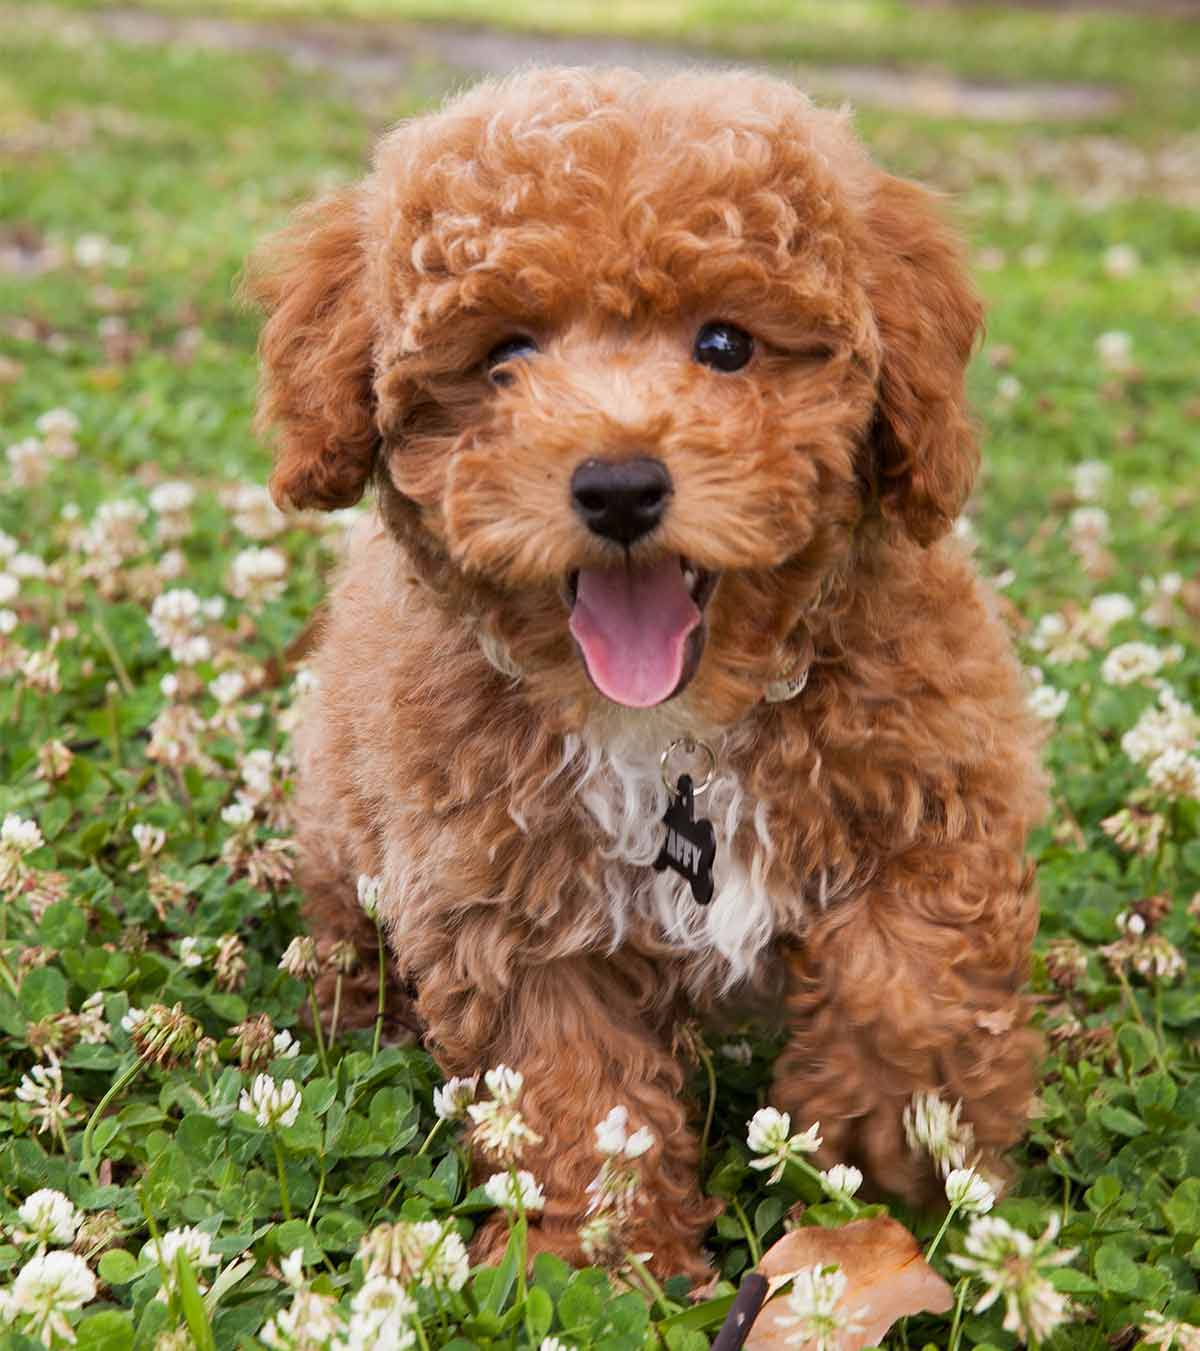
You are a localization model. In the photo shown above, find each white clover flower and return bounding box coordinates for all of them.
[357,1220,469,1292]
[624,1125,654,1159]
[819,1164,863,1202]
[1117,910,1148,938]
[0,574,19,607]
[2,1249,96,1344]
[148,589,211,666]
[1068,506,1110,546]
[131,823,166,861]
[593,1105,655,1161]
[746,1107,822,1186]
[148,482,195,516]
[1103,244,1139,279]
[0,608,17,635]
[1123,688,1200,766]
[719,1039,753,1065]
[1096,329,1133,372]
[121,1003,200,1068]
[74,234,122,268]
[945,1168,996,1215]
[1028,683,1068,721]
[579,1212,618,1264]
[280,1248,305,1288]
[8,552,46,580]
[347,1275,417,1348]
[239,1074,302,1129]
[279,936,319,981]
[80,498,146,568]
[210,670,248,707]
[221,801,254,829]
[950,1213,1078,1345]
[36,408,79,442]
[229,547,287,609]
[775,1264,863,1351]
[141,1226,221,1301]
[483,1170,546,1213]
[1142,572,1184,629]
[484,1065,524,1107]
[22,646,61,695]
[1141,1310,1200,1350]
[1071,460,1110,502]
[259,1286,343,1349]
[15,1059,75,1136]
[6,437,47,488]
[224,483,287,541]
[903,1091,975,1177]
[0,530,15,559]
[357,874,382,919]
[1086,591,1135,634]
[595,1105,631,1156]
[1030,612,1085,665]
[1101,642,1164,686]
[1146,749,1200,801]
[178,937,204,969]
[149,481,196,543]
[1132,935,1187,983]
[2,813,43,855]
[76,992,110,1045]
[240,747,275,794]
[10,1190,81,1253]
[467,1069,543,1167]
[1,811,43,893]
[272,1030,301,1060]
[539,1339,573,1351]
[433,1075,478,1121]
[1102,807,1167,857]
[996,375,1022,403]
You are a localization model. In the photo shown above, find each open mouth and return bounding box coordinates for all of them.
[565,556,718,708]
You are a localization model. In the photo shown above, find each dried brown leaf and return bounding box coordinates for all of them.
[744,1215,953,1350]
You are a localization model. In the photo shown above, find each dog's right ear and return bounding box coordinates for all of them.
[243,187,378,512]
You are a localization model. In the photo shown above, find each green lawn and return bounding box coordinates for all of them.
[1,2,1199,1348]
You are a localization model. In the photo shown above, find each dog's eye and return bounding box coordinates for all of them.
[693,322,754,373]
[486,335,539,385]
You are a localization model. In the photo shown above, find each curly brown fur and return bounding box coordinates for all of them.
[246,68,1046,1277]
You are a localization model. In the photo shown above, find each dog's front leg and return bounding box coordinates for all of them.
[419,953,716,1280]
[771,845,1040,1203]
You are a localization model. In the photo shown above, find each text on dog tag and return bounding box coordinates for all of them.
[653,774,717,906]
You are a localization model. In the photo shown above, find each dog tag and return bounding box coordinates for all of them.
[653,774,717,906]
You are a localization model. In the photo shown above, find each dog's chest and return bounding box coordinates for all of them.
[562,733,783,988]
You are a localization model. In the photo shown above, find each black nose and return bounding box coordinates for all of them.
[570,457,672,546]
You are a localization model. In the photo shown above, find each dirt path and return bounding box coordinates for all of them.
[18,5,1123,123]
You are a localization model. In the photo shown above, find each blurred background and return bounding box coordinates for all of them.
[1,0,1198,560]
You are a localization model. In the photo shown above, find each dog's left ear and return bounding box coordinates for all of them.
[863,172,984,546]
[243,186,379,513]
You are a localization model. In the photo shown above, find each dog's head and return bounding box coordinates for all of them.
[247,68,981,726]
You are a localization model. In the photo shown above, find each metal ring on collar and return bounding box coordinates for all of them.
[660,736,716,798]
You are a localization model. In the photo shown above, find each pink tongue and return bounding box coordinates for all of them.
[569,557,700,708]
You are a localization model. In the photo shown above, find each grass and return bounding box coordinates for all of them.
[0,1,1199,1348]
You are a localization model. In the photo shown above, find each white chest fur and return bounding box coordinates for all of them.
[560,730,781,989]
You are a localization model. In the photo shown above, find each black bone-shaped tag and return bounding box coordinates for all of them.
[653,774,717,906]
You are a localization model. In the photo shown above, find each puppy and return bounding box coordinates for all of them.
[247,67,1044,1278]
